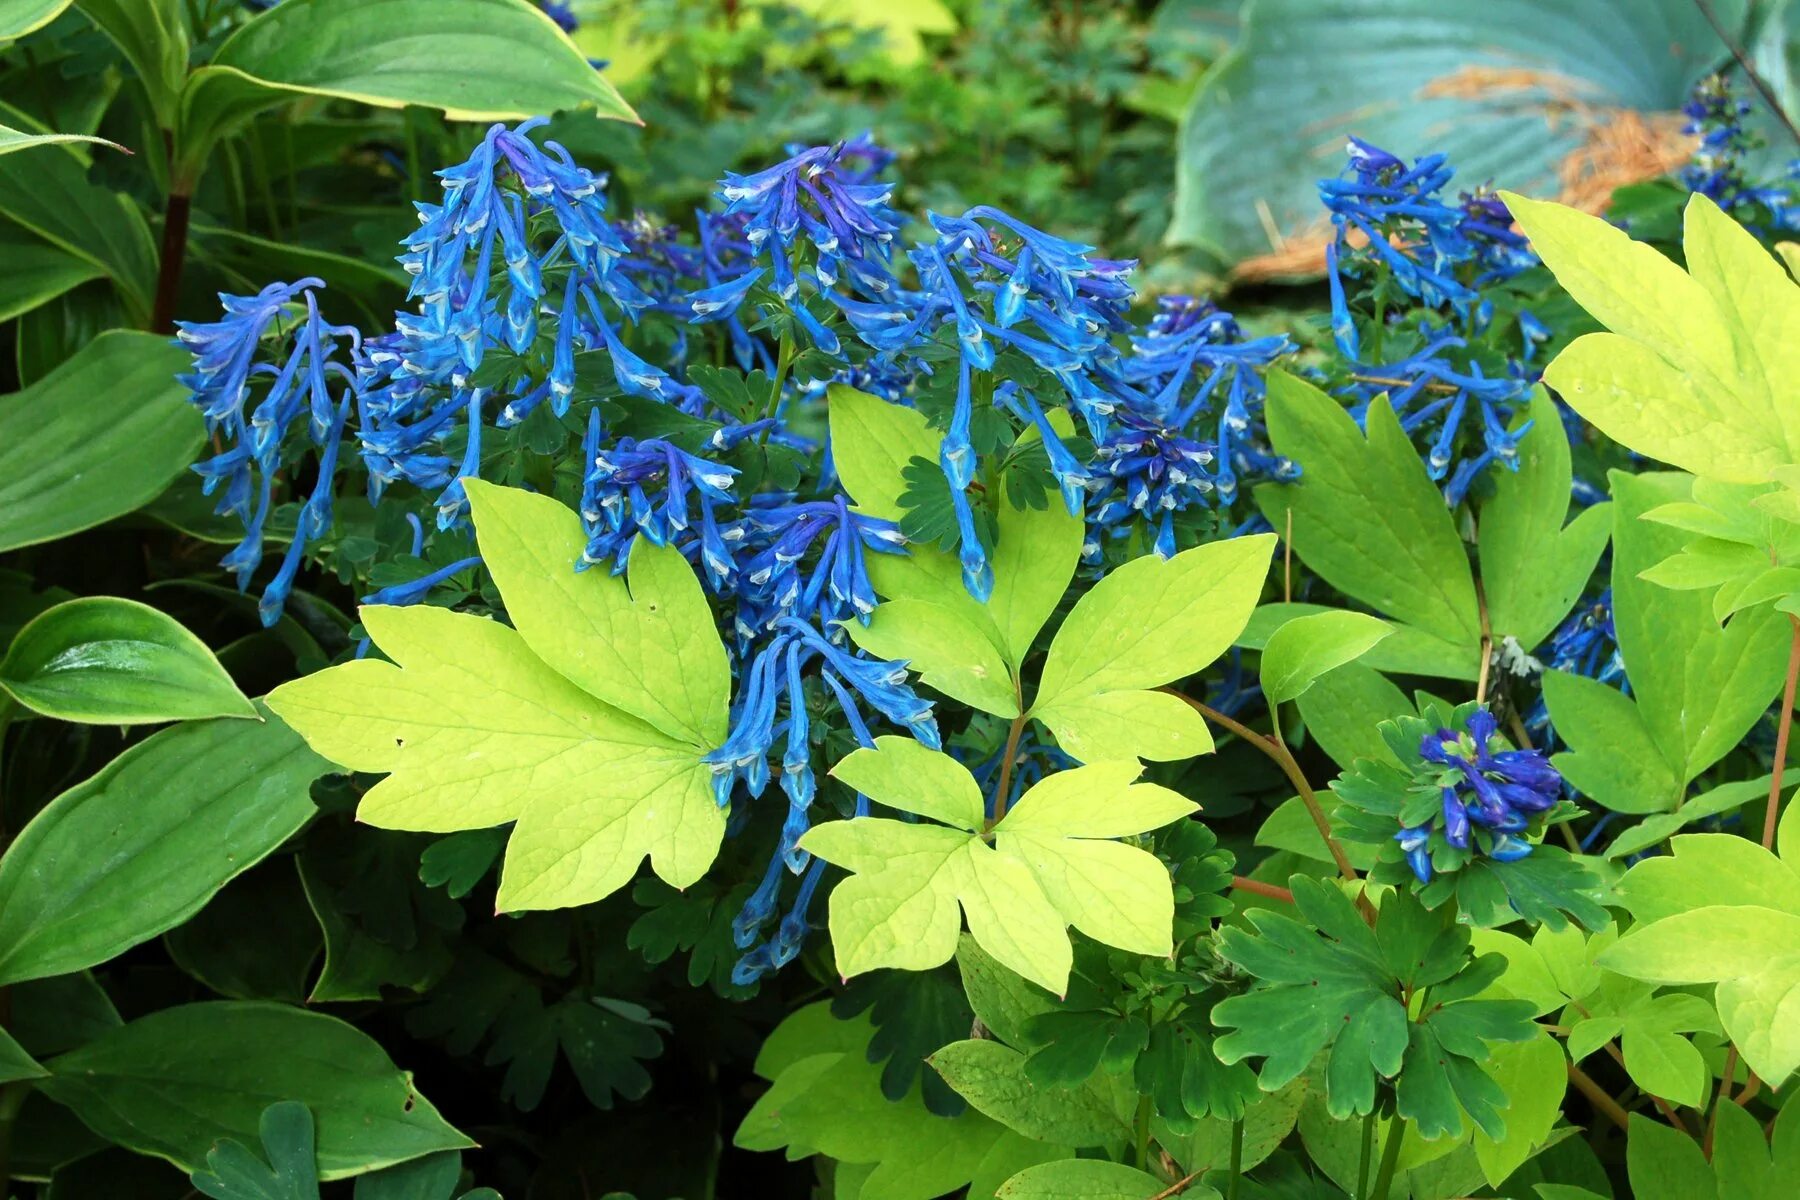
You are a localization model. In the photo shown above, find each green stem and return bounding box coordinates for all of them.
[1227,1116,1244,1200]
[1355,1110,1376,1200]
[756,329,797,444]
[1368,1119,1405,1200]
[1132,1093,1152,1171]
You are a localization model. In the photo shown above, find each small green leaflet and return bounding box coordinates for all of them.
[830,383,1272,762]
[268,481,731,913]
[1257,610,1390,705]
[994,1159,1183,1200]
[1211,877,1536,1140]
[190,1102,321,1200]
[800,739,1196,993]
[1599,801,1800,1086]
[1638,476,1800,621]
[1504,190,1800,484]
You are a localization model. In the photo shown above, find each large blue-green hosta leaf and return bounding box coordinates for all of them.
[1169,0,1759,265]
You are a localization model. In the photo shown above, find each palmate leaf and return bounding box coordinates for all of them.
[268,481,731,913]
[800,740,1196,994]
[1212,878,1536,1140]
[832,969,973,1116]
[1505,190,1800,484]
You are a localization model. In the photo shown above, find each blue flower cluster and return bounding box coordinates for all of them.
[1321,137,1541,503]
[1681,74,1800,232]
[1397,708,1560,883]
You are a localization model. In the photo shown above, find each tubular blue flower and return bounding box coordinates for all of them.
[360,555,484,607]
[1680,74,1800,231]
[577,422,739,579]
[732,494,906,631]
[1415,705,1562,869]
[1395,825,1433,883]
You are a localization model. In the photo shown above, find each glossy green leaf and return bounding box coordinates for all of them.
[189,1100,321,1200]
[995,1159,1178,1199]
[0,0,73,39]
[1258,610,1391,705]
[0,1024,47,1085]
[806,751,1194,993]
[0,102,157,320]
[928,1040,1125,1147]
[0,231,103,323]
[1030,534,1273,762]
[0,597,255,724]
[178,0,635,182]
[1478,391,1613,648]
[39,1002,471,1179]
[1240,602,1478,681]
[1292,662,1410,770]
[1507,191,1800,483]
[1260,371,1480,653]
[268,483,730,913]
[74,0,188,127]
[0,707,327,986]
[0,330,202,552]
[1610,472,1789,784]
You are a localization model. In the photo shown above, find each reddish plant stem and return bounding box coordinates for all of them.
[150,188,193,332]
[988,712,1027,824]
[1567,1062,1631,1132]
[1231,875,1294,904]
[1169,690,1360,883]
[1760,616,1800,850]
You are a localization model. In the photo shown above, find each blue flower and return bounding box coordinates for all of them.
[731,494,907,633]
[577,415,739,582]
[1403,706,1563,880]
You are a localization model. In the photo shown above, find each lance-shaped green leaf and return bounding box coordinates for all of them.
[268,482,731,913]
[1543,669,1681,816]
[1028,534,1274,763]
[0,0,73,39]
[0,123,125,156]
[804,742,1195,993]
[1638,477,1800,622]
[1504,190,1800,483]
[1259,370,1480,655]
[1258,610,1391,705]
[1477,390,1613,649]
[995,1159,1175,1200]
[1212,877,1535,1140]
[0,596,255,724]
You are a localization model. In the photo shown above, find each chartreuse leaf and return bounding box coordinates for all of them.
[995,1159,1182,1200]
[1543,669,1681,815]
[1212,877,1536,1140]
[0,330,202,552]
[836,388,1083,713]
[0,597,256,724]
[1259,371,1480,656]
[0,707,327,987]
[268,482,731,913]
[1626,1102,1800,1200]
[1258,610,1390,705]
[1638,477,1800,622]
[1240,602,1477,681]
[0,0,72,39]
[1504,190,1800,483]
[39,1002,470,1179]
[1029,534,1274,762]
[189,1101,321,1200]
[1601,806,1800,1085]
[1609,472,1788,786]
[1478,390,1613,649]
[804,742,1194,994]
[1470,1029,1566,1187]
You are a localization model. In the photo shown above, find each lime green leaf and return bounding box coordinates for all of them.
[1618,833,1800,925]
[1598,906,1800,1085]
[1240,602,1478,681]
[928,1040,1125,1147]
[831,736,986,830]
[1260,372,1480,652]
[0,330,202,552]
[1032,688,1215,765]
[1478,391,1613,648]
[770,0,956,66]
[467,479,728,746]
[805,758,1193,993]
[1292,663,1411,770]
[1472,1029,1566,1187]
[1031,534,1273,762]
[1610,472,1789,784]
[0,708,326,987]
[1625,1114,1715,1200]
[994,1159,1177,1199]
[830,384,943,523]
[269,486,731,913]
[988,460,1084,667]
[38,1002,470,1179]
[966,1133,1075,1200]
[956,936,1056,1050]
[1505,191,1800,483]
[1253,796,1376,870]
[1602,770,1800,860]
[1543,669,1681,815]
[1259,610,1391,705]
[846,599,1020,717]
[0,597,255,724]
